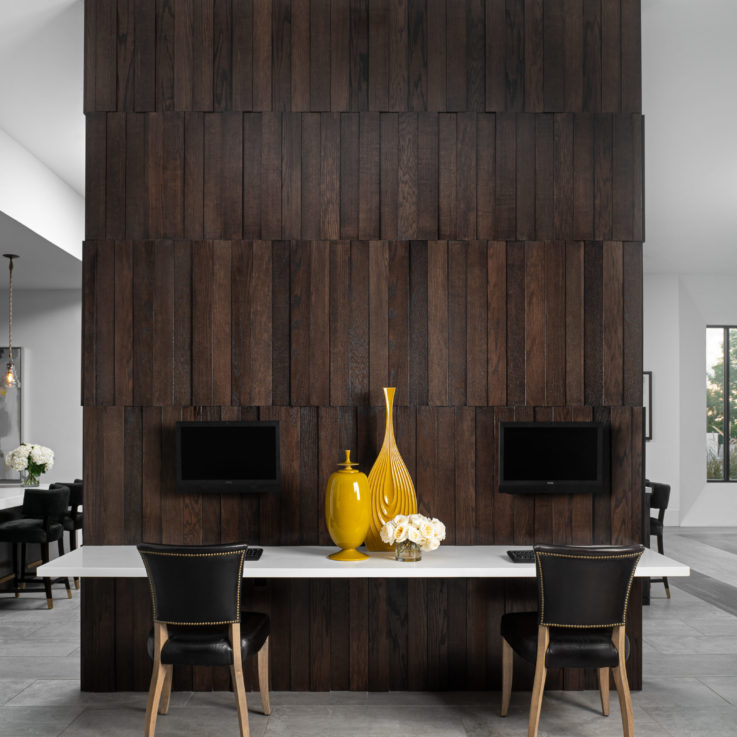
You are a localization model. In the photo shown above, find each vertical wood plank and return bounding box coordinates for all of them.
[272,241,291,406]
[191,241,213,405]
[427,0,446,111]
[172,241,192,406]
[623,241,643,406]
[446,0,466,111]
[340,113,360,239]
[603,240,624,405]
[594,113,613,240]
[582,0,602,112]
[380,113,399,239]
[192,0,214,111]
[506,242,525,405]
[310,242,330,406]
[272,0,292,111]
[613,113,635,240]
[417,113,438,238]
[544,241,566,405]
[388,0,409,111]
[262,112,282,239]
[349,0,369,111]
[213,0,233,111]
[331,0,350,110]
[621,0,642,112]
[253,0,273,110]
[398,113,418,239]
[516,113,535,239]
[349,241,370,403]
[553,113,574,239]
[291,0,310,110]
[583,241,603,406]
[310,0,331,110]
[573,113,594,239]
[524,242,545,405]
[487,241,507,405]
[409,241,429,406]
[290,241,310,405]
[329,242,351,406]
[359,112,381,238]
[282,112,302,239]
[438,114,457,239]
[601,0,621,112]
[456,112,477,239]
[448,241,467,406]
[184,112,205,239]
[535,114,554,239]
[301,112,321,239]
[152,241,174,406]
[543,0,564,111]
[232,0,253,110]
[525,0,543,111]
[369,241,389,406]
[565,240,584,406]
[495,113,516,239]
[211,241,232,405]
[485,0,505,111]
[466,241,487,406]
[477,113,496,239]
[388,242,410,405]
[408,0,428,111]
[320,113,340,239]
[428,240,449,406]
[563,0,583,111]
[243,113,262,237]
[505,0,524,111]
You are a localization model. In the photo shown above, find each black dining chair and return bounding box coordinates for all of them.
[501,543,644,737]
[137,543,271,737]
[51,481,84,589]
[0,486,72,608]
[648,482,671,598]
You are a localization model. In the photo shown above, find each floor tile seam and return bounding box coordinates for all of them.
[697,677,736,707]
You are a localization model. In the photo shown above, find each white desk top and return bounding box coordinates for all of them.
[0,483,52,511]
[38,544,690,579]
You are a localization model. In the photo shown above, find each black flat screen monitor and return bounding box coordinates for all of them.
[176,421,281,493]
[498,422,609,495]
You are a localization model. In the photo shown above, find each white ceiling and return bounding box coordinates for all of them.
[0,0,83,289]
[0,0,735,283]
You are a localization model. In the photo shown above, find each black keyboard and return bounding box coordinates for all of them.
[245,547,263,561]
[507,549,535,563]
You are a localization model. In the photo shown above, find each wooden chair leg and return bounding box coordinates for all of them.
[57,537,73,598]
[598,667,610,716]
[230,623,250,737]
[527,626,549,737]
[145,623,169,737]
[501,636,513,717]
[257,635,271,715]
[611,626,634,737]
[158,665,174,715]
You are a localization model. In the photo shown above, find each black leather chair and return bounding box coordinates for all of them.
[0,486,72,608]
[501,544,644,737]
[137,543,270,737]
[648,482,671,598]
[51,481,84,589]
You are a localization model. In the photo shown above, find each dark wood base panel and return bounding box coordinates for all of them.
[81,577,642,692]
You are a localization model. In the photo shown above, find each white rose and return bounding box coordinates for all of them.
[419,520,435,539]
[393,523,408,543]
[407,525,422,544]
[380,521,396,544]
[421,539,440,552]
[431,518,446,541]
[409,513,424,526]
[392,514,408,527]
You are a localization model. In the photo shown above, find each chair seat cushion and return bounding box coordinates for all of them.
[147,612,270,667]
[62,512,84,531]
[0,518,63,543]
[501,612,629,669]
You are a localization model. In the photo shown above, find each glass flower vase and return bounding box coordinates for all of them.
[395,540,422,562]
[24,472,40,487]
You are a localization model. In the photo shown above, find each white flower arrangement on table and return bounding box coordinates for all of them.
[6,443,54,485]
[380,513,446,552]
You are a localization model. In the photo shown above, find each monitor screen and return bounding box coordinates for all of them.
[499,422,608,494]
[176,421,281,493]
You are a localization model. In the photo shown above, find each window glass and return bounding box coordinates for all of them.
[706,327,725,480]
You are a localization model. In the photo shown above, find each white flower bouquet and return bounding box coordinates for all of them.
[380,513,446,561]
[6,443,54,486]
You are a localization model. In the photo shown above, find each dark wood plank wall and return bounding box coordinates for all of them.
[82,0,645,692]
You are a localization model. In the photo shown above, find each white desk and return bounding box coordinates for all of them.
[0,483,53,511]
[38,544,690,579]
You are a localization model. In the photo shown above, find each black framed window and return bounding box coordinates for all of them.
[706,326,737,481]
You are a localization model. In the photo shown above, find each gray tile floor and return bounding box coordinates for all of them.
[2,532,737,737]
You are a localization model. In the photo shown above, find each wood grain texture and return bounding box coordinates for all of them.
[84,0,645,695]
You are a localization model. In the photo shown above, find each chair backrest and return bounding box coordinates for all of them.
[649,482,670,520]
[51,481,83,507]
[534,544,644,628]
[137,543,247,626]
[22,487,70,519]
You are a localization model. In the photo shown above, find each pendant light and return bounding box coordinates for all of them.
[3,254,20,389]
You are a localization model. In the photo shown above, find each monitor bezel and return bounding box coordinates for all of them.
[175,420,281,494]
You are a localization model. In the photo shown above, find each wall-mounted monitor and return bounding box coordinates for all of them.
[498,422,609,495]
[176,421,281,493]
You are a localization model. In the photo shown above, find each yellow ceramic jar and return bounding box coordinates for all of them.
[325,450,371,561]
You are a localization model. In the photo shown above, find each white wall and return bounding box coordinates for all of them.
[644,274,737,525]
[0,289,82,483]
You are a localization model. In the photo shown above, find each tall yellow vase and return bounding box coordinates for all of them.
[325,450,371,561]
[365,387,418,551]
